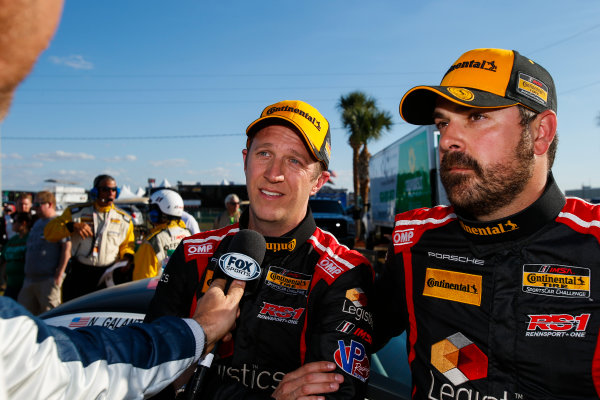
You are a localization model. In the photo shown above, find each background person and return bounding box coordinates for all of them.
[0,212,32,300]
[18,191,71,315]
[44,174,135,301]
[371,48,600,399]
[213,193,241,229]
[133,189,191,280]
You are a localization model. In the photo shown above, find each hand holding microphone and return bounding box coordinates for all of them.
[184,229,266,399]
[192,278,246,354]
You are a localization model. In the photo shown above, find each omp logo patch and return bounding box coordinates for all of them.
[346,288,367,307]
[431,332,487,386]
[393,228,414,247]
[522,264,590,298]
[423,268,482,306]
[186,243,214,256]
[526,313,590,338]
[317,258,344,278]
[517,72,548,106]
[265,267,311,296]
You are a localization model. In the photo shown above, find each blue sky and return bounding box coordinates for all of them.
[2,0,600,194]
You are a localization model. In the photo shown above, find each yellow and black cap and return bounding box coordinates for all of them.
[400,48,557,125]
[246,100,331,169]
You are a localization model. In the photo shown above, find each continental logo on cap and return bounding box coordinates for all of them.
[266,105,322,131]
[447,87,474,101]
[423,268,482,306]
[517,72,548,106]
[459,220,518,236]
[446,59,497,75]
[522,264,590,298]
[266,239,296,252]
[265,266,311,296]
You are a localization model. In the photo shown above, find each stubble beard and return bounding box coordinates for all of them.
[440,128,535,218]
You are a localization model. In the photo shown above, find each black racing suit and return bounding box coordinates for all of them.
[373,175,600,399]
[146,209,374,399]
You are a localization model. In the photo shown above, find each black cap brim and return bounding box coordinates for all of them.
[400,85,519,125]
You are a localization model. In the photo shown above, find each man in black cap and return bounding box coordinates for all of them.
[373,48,600,399]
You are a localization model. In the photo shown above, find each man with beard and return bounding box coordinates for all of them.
[372,49,600,399]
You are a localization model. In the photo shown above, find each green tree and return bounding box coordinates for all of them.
[338,91,392,237]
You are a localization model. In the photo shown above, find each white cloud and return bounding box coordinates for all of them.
[103,155,137,162]
[1,153,23,160]
[4,162,44,169]
[48,55,94,70]
[33,150,95,162]
[149,159,187,167]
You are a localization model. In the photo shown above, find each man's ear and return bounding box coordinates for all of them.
[310,170,330,197]
[532,110,557,156]
[242,149,248,173]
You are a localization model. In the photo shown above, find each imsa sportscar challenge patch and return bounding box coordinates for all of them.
[522,264,590,298]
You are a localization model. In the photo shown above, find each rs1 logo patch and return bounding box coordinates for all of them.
[334,340,370,382]
[526,313,590,338]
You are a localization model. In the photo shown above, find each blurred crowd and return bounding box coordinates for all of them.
[0,178,239,316]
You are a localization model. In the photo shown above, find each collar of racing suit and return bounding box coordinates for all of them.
[455,173,566,243]
[238,206,317,256]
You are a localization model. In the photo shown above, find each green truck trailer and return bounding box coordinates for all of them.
[367,125,448,248]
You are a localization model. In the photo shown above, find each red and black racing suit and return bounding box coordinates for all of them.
[373,174,600,399]
[146,209,374,399]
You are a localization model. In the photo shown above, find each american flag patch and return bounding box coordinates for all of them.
[69,317,90,328]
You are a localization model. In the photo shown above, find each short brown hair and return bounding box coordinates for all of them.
[36,190,55,208]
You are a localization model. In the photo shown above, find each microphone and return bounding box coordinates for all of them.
[183,229,265,399]
[213,229,266,295]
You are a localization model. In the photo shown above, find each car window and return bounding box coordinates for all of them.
[371,332,412,397]
[309,200,344,214]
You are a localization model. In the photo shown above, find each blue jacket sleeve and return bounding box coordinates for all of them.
[0,296,204,399]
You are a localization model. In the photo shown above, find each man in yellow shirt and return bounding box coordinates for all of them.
[133,189,191,280]
[44,174,135,301]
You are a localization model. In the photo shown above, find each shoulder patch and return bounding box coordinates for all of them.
[309,228,373,287]
[557,198,600,244]
[183,225,238,261]
[393,205,456,253]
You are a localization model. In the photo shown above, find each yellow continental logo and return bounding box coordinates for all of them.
[266,271,310,291]
[519,74,548,103]
[447,87,474,101]
[523,272,589,290]
[423,268,482,306]
[201,269,214,293]
[266,239,296,252]
[460,220,518,236]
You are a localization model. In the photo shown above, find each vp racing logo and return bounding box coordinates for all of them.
[334,340,370,382]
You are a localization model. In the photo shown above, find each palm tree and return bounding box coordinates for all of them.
[338,91,392,238]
